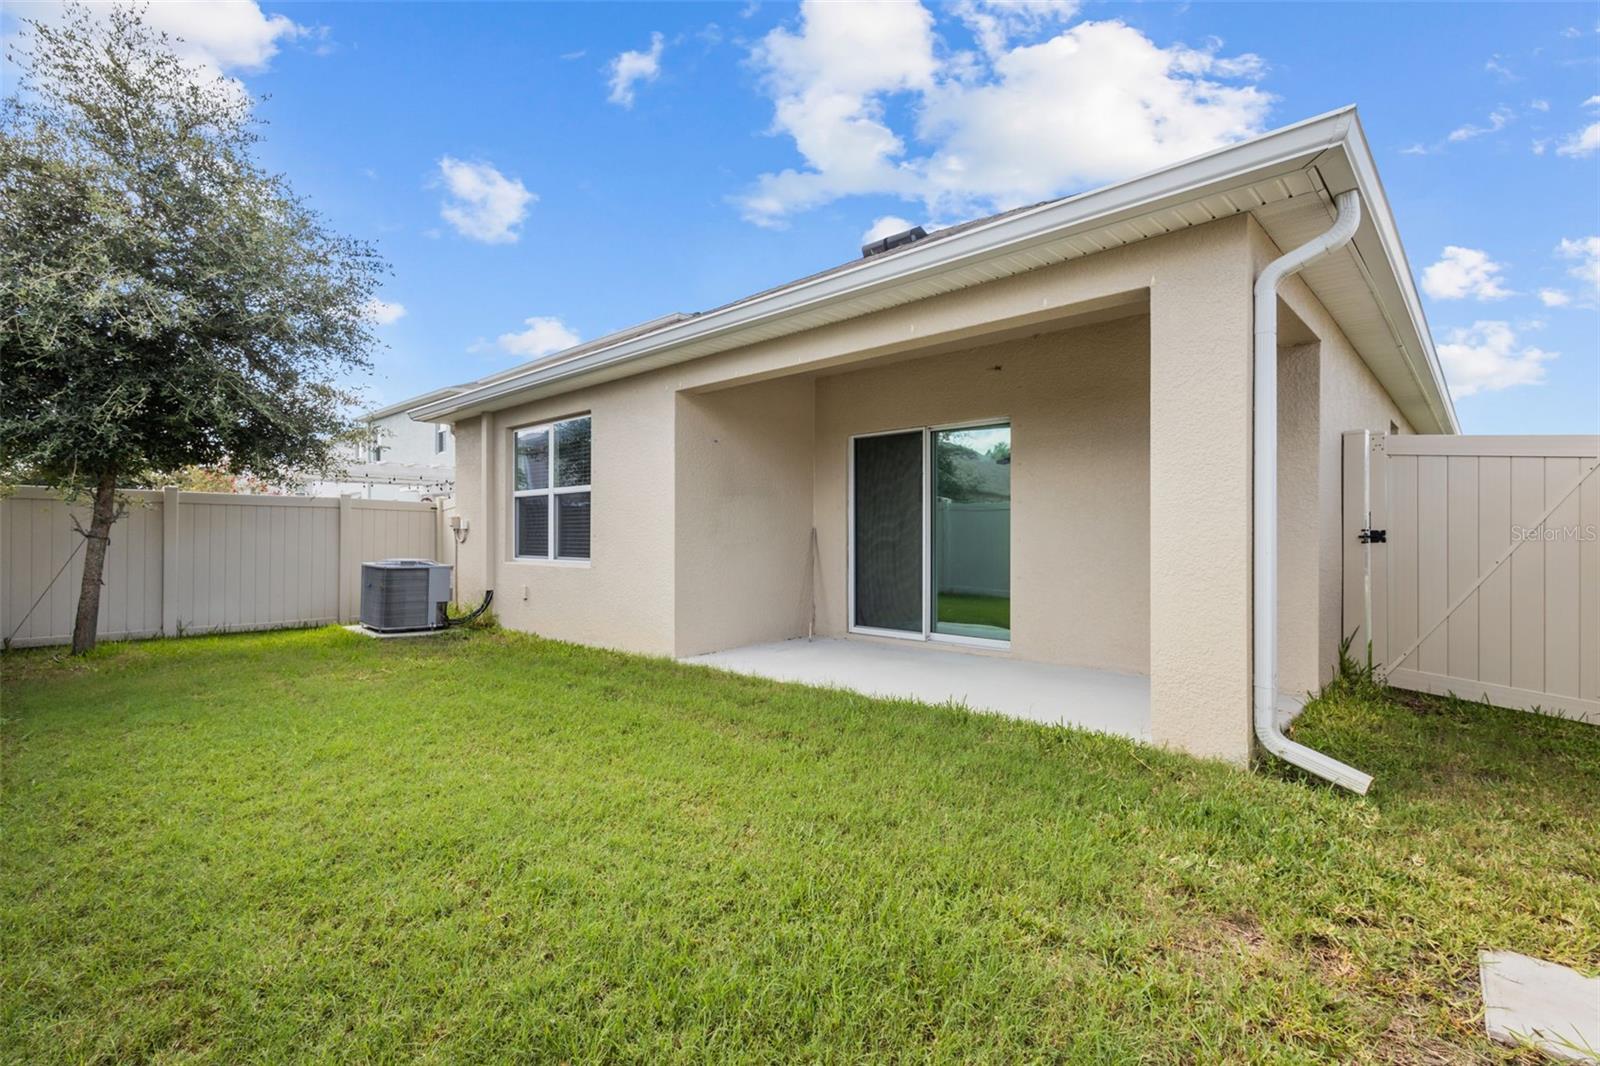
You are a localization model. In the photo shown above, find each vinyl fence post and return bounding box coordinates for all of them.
[338,495,354,623]
[161,486,180,637]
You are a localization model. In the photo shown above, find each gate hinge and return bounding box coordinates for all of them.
[1359,528,1387,544]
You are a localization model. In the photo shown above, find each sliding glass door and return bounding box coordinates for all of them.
[931,424,1011,642]
[849,422,1011,645]
[851,431,925,634]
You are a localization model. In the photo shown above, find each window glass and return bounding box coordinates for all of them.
[515,429,549,491]
[515,495,549,558]
[557,492,591,560]
[555,417,591,488]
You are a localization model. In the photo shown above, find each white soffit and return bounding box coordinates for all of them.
[417,108,1456,433]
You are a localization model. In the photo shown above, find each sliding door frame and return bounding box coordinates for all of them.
[847,418,1011,649]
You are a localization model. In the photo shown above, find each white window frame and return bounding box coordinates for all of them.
[846,417,1011,649]
[512,415,591,565]
[434,424,448,454]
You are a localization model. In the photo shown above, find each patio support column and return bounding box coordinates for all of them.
[1147,219,1256,765]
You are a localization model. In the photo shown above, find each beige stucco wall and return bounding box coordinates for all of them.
[811,315,1151,674]
[454,376,679,657]
[444,215,1393,768]
[1276,337,1322,702]
[675,376,816,657]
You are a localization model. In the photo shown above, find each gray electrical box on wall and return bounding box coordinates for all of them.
[359,559,453,632]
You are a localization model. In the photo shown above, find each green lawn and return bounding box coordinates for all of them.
[3,628,1596,1063]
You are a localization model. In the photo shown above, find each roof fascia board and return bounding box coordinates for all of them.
[414,110,1358,422]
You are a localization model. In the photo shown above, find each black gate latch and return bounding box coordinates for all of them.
[1359,528,1387,544]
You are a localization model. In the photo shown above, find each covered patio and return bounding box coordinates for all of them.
[682,637,1151,740]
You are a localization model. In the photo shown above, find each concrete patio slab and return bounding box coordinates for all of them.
[682,638,1150,741]
[1480,950,1600,1063]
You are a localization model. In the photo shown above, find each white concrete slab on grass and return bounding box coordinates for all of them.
[682,638,1150,740]
[1480,950,1600,1063]
[342,624,450,640]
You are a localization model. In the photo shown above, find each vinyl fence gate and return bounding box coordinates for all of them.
[1342,432,1599,724]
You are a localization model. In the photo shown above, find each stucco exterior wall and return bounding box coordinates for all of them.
[1276,338,1323,702]
[811,315,1151,674]
[456,376,679,657]
[675,376,816,657]
[443,215,1373,768]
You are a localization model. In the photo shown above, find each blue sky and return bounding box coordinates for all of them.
[9,2,1599,432]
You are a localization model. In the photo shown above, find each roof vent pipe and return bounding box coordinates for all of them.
[1253,189,1373,795]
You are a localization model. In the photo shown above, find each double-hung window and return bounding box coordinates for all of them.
[513,415,592,561]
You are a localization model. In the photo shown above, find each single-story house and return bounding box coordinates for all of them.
[412,107,1457,790]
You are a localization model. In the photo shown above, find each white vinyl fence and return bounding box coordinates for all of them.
[1343,433,1599,723]
[1,487,446,648]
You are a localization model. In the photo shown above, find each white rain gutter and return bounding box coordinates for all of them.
[1253,189,1373,795]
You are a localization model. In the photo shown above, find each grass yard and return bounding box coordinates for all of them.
[3,628,1597,1063]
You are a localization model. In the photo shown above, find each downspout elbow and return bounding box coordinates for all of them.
[1253,189,1373,795]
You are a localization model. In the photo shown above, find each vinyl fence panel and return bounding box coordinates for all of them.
[1,488,443,648]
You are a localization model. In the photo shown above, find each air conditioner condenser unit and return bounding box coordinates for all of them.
[359,559,453,632]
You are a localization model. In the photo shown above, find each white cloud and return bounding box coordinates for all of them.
[6,0,308,103]
[738,3,1272,226]
[1421,246,1512,301]
[496,316,580,359]
[1556,122,1600,157]
[10,0,306,73]
[1484,55,1515,81]
[436,157,535,244]
[1438,321,1556,398]
[1557,236,1600,298]
[1531,98,1550,112]
[361,299,406,326]
[861,215,918,244]
[953,0,1081,59]
[1538,288,1571,307]
[1447,106,1513,142]
[607,32,665,108]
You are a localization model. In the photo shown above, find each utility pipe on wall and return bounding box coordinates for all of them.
[1253,189,1373,795]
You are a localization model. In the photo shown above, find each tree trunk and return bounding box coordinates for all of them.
[70,473,120,655]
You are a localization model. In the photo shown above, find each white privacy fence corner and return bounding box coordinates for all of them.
[1,487,447,648]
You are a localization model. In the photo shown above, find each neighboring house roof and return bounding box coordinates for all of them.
[412,106,1457,435]
[364,385,469,423]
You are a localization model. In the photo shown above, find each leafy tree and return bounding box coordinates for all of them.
[0,4,385,653]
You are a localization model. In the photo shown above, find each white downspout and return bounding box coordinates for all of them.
[1253,189,1373,795]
